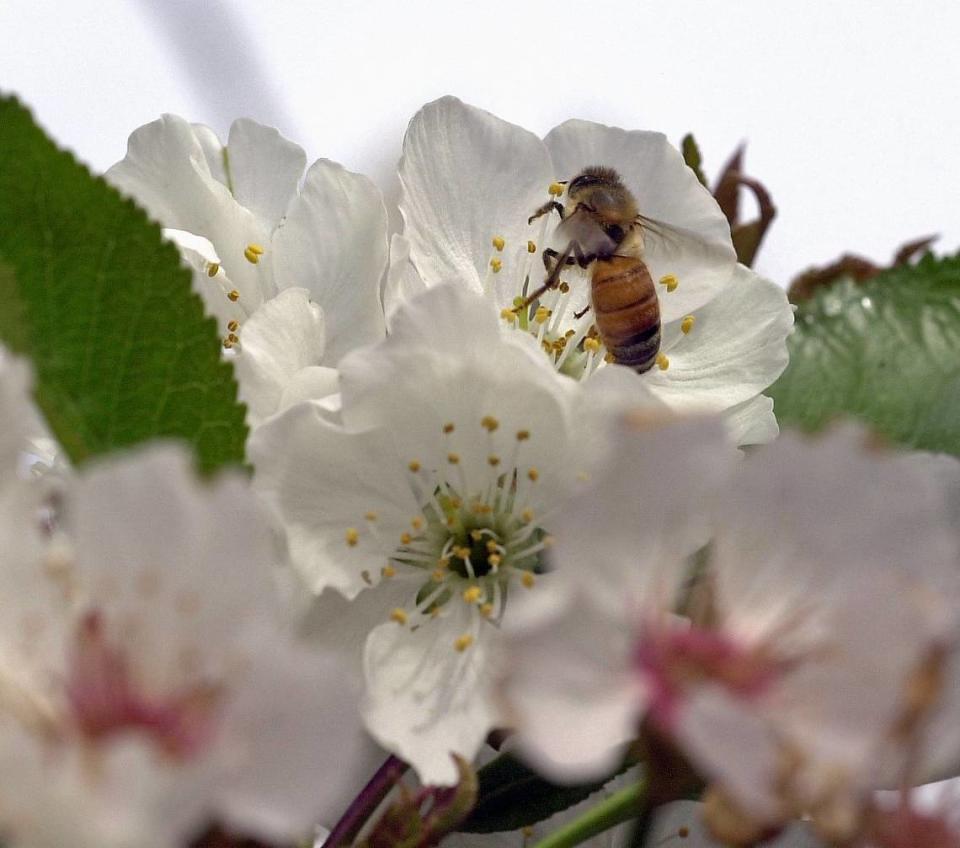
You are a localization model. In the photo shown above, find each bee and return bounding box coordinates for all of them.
[523,166,661,373]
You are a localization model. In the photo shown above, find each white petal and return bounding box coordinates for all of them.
[273,159,388,364]
[217,632,382,839]
[161,228,220,265]
[506,594,643,782]
[226,118,307,225]
[722,394,780,447]
[248,402,421,598]
[544,120,737,322]
[641,265,794,412]
[233,288,326,426]
[398,96,552,291]
[191,122,229,186]
[362,604,499,785]
[383,233,428,327]
[277,365,340,410]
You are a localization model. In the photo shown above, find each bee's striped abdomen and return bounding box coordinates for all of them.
[591,256,661,374]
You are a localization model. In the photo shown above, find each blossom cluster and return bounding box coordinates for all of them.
[0,96,957,848]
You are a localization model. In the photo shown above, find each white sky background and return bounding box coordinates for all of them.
[2,0,958,288]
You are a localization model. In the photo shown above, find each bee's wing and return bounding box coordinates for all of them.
[634,214,704,256]
[555,208,618,257]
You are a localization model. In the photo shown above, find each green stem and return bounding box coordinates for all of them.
[528,777,649,848]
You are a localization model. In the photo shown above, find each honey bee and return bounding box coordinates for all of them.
[523,166,662,373]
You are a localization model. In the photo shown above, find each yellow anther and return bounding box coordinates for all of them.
[447,452,460,464]
[408,460,421,473]
[432,568,447,583]
[659,274,679,292]
[534,306,551,324]
[559,282,570,293]
[480,603,495,618]
[522,571,536,588]
[206,262,220,277]
[527,240,537,253]
[481,416,500,432]
[227,333,239,344]
[548,182,565,196]
[222,339,234,350]
[584,337,601,353]
[521,508,534,523]
[492,235,506,251]
[400,532,413,545]
[486,540,499,553]
[516,429,530,441]
[501,308,518,323]
[438,556,451,568]
[455,546,471,559]
[411,517,424,531]
[227,289,240,302]
[345,528,360,547]
[454,634,474,652]
[681,315,696,334]
[365,511,378,522]
[382,565,397,579]
[490,258,503,273]
[656,352,670,371]
[527,467,539,482]
[227,319,239,332]
[488,455,501,467]
[243,245,263,264]
[470,530,483,541]
[247,243,265,255]
[463,586,483,604]
[488,553,502,568]
[390,608,408,625]
[604,352,616,363]
[443,422,455,434]
[543,536,555,548]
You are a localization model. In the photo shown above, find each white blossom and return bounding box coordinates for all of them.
[503,425,960,843]
[248,282,670,786]
[106,116,388,425]
[0,443,378,848]
[387,97,793,445]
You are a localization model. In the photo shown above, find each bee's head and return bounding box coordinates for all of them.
[566,167,636,222]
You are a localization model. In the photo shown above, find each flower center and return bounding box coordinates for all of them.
[485,183,694,379]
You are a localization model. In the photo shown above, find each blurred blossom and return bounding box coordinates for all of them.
[106,116,388,426]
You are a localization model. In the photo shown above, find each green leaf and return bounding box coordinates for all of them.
[0,95,247,473]
[680,134,708,186]
[769,253,960,455]
[458,752,636,834]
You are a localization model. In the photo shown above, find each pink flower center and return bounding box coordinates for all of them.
[65,611,220,759]
[634,622,783,730]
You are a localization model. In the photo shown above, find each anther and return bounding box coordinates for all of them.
[488,455,500,467]
[206,262,220,277]
[222,339,234,350]
[534,306,551,324]
[527,240,537,253]
[470,530,483,541]
[432,568,446,583]
[516,429,530,441]
[227,319,239,332]
[390,608,408,625]
[411,517,424,531]
[490,258,502,273]
[227,333,239,344]
[559,282,570,293]
[227,290,240,302]
[527,467,539,481]
[521,508,534,523]
[443,422,455,434]
[548,182,565,196]
[584,338,601,353]
[408,460,421,473]
[454,546,471,559]
[480,603,495,618]
[345,528,359,547]
[447,452,460,464]
[382,565,396,578]
[521,572,536,588]
[604,352,615,362]
[481,416,500,432]
[656,353,670,371]
[462,586,482,604]
[486,540,499,553]
[492,235,506,251]
[681,315,696,334]
[488,553,502,568]
[454,634,474,652]
[659,274,679,292]
[244,244,264,264]
[501,308,518,323]
[365,511,378,521]
[400,532,413,545]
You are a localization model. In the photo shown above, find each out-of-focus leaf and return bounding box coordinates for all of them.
[712,145,744,226]
[893,234,938,267]
[770,254,960,456]
[681,134,708,186]
[0,95,247,473]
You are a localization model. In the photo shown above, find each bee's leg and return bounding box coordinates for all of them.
[541,247,576,273]
[518,242,575,310]
[527,201,565,225]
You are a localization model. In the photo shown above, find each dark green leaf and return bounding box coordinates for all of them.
[769,254,960,456]
[0,95,247,473]
[457,752,635,834]
[680,134,708,186]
